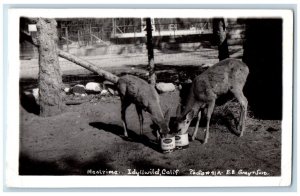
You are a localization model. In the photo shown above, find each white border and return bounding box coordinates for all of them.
[5,9,293,188]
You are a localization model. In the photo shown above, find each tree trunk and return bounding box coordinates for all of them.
[36,18,65,117]
[145,18,156,85]
[213,18,229,61]
[243,19,283,120]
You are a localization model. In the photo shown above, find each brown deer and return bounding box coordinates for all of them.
[117,75,171,140]
[175,58,249,143]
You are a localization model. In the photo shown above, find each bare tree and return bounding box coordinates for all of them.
[36,18,65,117]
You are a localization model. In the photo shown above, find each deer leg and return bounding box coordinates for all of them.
[204,99,216,144]
[135,106,144,135]
[156,130,161,141]
[232,90,248,137]
[192,109,202,141]
[202,107,208,133]
[121,99,131,137]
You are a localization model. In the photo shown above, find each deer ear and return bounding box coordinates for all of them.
[176,104,182,117]
[186,110,194,121]
[164,108,171,125]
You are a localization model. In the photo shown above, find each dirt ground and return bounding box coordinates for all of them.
[19,46,281,176]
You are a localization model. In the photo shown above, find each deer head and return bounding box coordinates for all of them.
[156,108,172,138]
[174,104,194,135]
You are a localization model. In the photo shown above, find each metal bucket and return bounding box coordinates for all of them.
[175,133,189,149]
[160,136,175,153]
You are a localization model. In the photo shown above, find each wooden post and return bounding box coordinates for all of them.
[36,18,65,117]
[112,18,116,38]
[145,18,156,85]
[65,27,69,51]
[133,25,136,43]
[77,30,80,47]
[89,23,93,45]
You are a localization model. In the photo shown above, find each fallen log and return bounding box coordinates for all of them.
[58,50,119,84]
[21,31,119,84]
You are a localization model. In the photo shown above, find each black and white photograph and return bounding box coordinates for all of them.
[4,8,293,188]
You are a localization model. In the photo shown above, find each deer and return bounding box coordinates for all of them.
[174,58,249,144]
[117,75,171,140]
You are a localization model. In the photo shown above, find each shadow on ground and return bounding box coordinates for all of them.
[19,91,40,115]
[90,122,161,153]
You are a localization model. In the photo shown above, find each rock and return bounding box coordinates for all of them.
[103,81,114,86]
[85,82,102,92]
[178,84,182,90]
[64,87,71,93]
[75,84,85,88]
[107,88,115,95]
[32,88,39,102]
[100,89,109,96]
[184,79,193,83]
[155,82,176,93]
[72,84,86,94]
[23,90,31,96]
